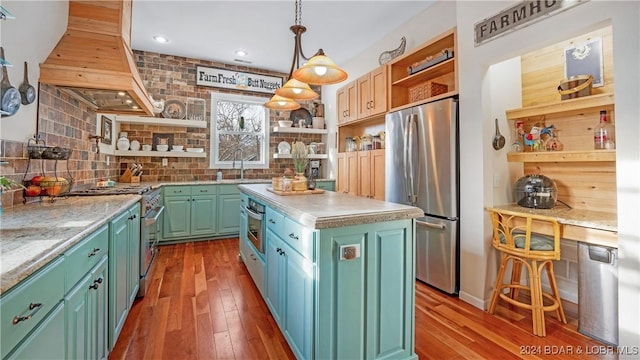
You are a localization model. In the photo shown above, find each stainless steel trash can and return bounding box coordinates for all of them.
[577,243,618,345]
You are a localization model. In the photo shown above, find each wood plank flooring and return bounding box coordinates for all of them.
[110,239,614,360]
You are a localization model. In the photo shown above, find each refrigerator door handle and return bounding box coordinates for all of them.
[416,219,446,230]
[407,114,418,204]
[403,114,412,203]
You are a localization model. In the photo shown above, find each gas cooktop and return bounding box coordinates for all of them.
[66,184,151,196]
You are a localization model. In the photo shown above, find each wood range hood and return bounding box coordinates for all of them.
[39,0,153,115]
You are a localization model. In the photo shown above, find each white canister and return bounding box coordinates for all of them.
[130,140,141,151]
[312,117,325,129]
[116,135,130,151]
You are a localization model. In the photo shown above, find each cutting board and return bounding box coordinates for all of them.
[266,187,325,196]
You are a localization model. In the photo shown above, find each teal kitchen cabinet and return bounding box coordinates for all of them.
[65,257,108,360]
[162,185,217,240]
[64,224,109,360]
[265,213,315,360]
[315,180,336,191]
[108,202,141,349]
[0,257,66,359]
[217,184,241,235]
[248,200,416,360]
[5,302,66,360]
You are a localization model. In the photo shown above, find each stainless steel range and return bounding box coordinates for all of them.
[67,184,163,297]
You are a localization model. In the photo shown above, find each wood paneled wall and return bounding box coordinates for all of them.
[517,25,616,213]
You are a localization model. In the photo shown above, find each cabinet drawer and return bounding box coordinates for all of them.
[0,256,65,359]
[191,185,216,195]
[218,184,239,195]
[265,207,285,235]
[283,217,315,261]
[163,185,190,196]
[65,224,108,291]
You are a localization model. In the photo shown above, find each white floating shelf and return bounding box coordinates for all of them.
[272,127,328,135]
[273,154,328,159]
[115,115,207,128]
[115,150,206,158]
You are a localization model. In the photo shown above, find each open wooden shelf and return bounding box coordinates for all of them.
[115,150,206,158]
[391,59,455,88]
[272,127,328,135]
[115,115,207,128]
[506,93,614,120]
[506,149,615,163]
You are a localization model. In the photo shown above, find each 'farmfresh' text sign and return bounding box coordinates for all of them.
[196,66,283,94]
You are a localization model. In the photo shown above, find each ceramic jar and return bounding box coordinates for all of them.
[117,132,130,151]
[130,140,141,151]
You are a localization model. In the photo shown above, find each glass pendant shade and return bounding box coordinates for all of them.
[276,78,319,100]
[293,52,348,85]
[264,94,301,110]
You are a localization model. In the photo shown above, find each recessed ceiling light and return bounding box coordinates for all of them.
[235,49,248,57]
[153,35,169,43]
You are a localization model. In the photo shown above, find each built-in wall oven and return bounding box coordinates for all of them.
[245,199,265,255]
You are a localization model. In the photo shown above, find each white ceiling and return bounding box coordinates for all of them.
[131,1,436,75]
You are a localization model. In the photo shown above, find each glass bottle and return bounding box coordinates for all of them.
[594,110,613,150]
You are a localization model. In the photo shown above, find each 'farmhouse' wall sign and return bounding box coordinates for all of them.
[474,0,585,46]
[196,66,283,94]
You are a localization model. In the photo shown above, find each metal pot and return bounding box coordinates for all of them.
[514,174,558,209]
[19,62,36,105]
[0,47,21,116]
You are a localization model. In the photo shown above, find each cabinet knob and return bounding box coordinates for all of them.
[87,248,101,257]
[268,218,276,224]
[289,233,299,240]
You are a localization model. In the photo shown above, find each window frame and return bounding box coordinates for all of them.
[209,92,270,170]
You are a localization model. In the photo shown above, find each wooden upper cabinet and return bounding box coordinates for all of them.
[357,66,388,119]
[336,82,357,125]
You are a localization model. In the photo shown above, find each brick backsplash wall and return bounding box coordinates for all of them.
[129,50,323,182]
[0,85,119,209]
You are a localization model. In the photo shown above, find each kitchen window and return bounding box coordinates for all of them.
[210,93,269,169]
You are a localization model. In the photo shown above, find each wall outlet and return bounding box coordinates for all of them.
[106,156,110,166]
[339,244,360,261]
[162,158,168,166]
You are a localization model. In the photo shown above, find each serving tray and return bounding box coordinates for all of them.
[266,187,325,196]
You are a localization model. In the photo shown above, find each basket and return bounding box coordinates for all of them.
[409,81,448,103]
[557,75,593,100]
[28,145,73,160]
[24,177,73,197]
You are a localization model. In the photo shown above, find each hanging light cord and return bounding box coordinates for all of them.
[287,0,323,80]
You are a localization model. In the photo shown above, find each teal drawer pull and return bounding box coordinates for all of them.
[289,233,299,240]
[87,248,101,257]
[12,302,43,325]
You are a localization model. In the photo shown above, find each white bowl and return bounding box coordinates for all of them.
[142,144,152,151]
[172,145,184,151]
[156,144,169,152]
[278,120,293,127]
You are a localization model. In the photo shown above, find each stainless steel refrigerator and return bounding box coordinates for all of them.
[385,97,459,294]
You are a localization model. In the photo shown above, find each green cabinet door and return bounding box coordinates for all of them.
[316,180,336,191]
[265,228,285,325]
[190,194,217,236]
[283,244,314,360]
[163,195,191,239]
[127,204,141,306]
[6,302,66,360]
[90,257,109,360]
[109,210,129,349]
[218,194,241,234]
[65,273,91,360]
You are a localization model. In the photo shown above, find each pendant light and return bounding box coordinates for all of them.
[265,0,347,109]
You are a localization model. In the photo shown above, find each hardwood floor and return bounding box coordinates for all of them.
[110,239,613,360]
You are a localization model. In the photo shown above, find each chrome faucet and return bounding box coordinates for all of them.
[232,148,244,180]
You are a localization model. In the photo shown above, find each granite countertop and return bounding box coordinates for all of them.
[0,195,140,295]
[238,183,424,229]
[490,203,617,232]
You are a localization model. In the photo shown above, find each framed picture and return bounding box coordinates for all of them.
[101,115,112,145]
[564,37,604,87]
[152,133,174,151]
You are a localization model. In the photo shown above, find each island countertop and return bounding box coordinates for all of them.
[0,195,140,295]
[238,183,424,229]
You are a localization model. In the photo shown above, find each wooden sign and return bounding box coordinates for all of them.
[196,66,283,94]
[474,0,583,46]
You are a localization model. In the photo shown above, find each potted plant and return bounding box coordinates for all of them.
[291,141,308,190]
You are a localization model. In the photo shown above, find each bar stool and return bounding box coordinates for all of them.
[486,207,567,337]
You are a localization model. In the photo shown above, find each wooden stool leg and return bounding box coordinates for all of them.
[530,260,546,337]
[488,253,509,314]
[545,261,567,324]
[509,261,523,300]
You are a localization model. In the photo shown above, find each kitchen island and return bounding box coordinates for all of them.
[238,183,423,360]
